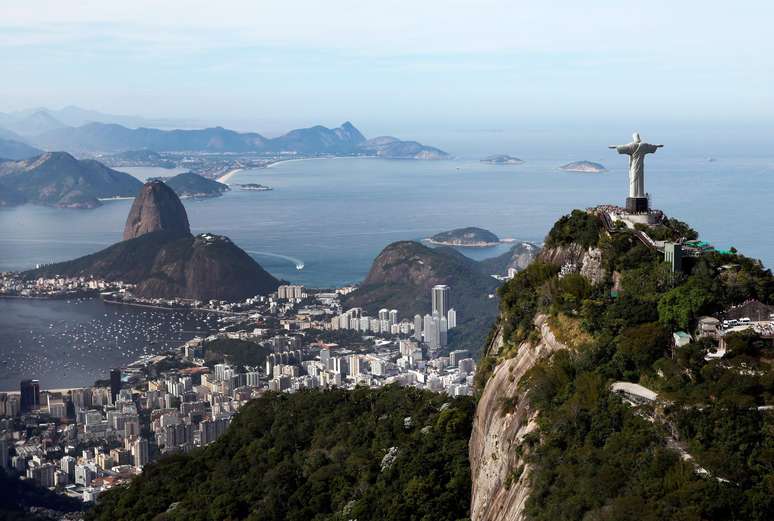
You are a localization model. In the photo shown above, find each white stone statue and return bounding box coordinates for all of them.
[609,132,663,198]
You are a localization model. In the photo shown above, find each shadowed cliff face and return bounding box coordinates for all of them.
[469,315,568,521]
[123,180,190,240]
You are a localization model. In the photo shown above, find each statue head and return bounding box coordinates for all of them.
[632,132,641,143]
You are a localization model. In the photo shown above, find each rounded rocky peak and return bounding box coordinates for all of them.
[123,180,191,241]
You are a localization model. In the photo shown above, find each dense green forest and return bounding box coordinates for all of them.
[482,210,774,520]
[87,386,474,521]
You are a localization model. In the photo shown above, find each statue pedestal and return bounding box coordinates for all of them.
[626,197,649,213]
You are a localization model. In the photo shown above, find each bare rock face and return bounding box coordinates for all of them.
[123,181,190,241]
[469,315,568,521]
[537,244,606,285]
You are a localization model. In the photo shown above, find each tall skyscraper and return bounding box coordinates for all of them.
[389,309,398,325]
[20,379,40,413]
[109,369,121,404]
[131,437,149,469]
[432,285,450,317]
[414,314,423,341]
[447,308,457,329]
[440,317,448,347]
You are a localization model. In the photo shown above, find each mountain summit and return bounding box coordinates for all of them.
[123,180,191,240]
[27,180,279,301]
[0,151,142,208]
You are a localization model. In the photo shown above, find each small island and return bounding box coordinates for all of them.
[151,172,229,198]
[481,154,523,165]
[427,226,500,247]
[560,161,606,173]
[236,183,273,192]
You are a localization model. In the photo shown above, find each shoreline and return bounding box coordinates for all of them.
[216,168,244,184]
[102,297,248,316]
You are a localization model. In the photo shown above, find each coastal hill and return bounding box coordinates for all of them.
[359,136,449,159]
[560,160,606,172]
[27,180,280,301]
[429,227,500,247]
[481,154,523,164]
[27,121,448,159]
[154,172,229,198]
[344,241,500,349]
[0,152,143,208]
[471,209,774,521]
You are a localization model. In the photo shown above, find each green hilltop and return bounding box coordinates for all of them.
[478,208,774,520]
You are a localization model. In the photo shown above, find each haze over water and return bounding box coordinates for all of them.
[1,156,773,288]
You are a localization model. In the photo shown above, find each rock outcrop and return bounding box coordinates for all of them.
[478,242,541,276]
[27,181,280,301]
[537,243,606,285]
[123,181,190,240]
[469,315,568,521]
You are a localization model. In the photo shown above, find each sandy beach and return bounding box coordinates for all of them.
[216,168,244,184]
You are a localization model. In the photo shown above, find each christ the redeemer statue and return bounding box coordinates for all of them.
[609,132,662,213]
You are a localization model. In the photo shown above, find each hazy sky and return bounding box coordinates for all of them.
[2,1,774,155]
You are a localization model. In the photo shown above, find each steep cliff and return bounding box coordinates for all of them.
[123,180,190,240]
[469,315,567,521]
[537,242,606,285]
[470,209,774,521]
[28,181,280,301]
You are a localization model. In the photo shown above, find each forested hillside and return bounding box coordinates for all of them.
[476,209,774,520]
[87,386,474,521]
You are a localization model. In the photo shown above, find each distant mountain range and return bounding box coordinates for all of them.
[0,107,448,159]
[0,152,143,208]
[0,106,196,135]
[27,120,447,159]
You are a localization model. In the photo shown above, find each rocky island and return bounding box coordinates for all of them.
[481,154,523,165]
[560,160,606,172]
[153,172,229,198]
[427,227,501,247]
